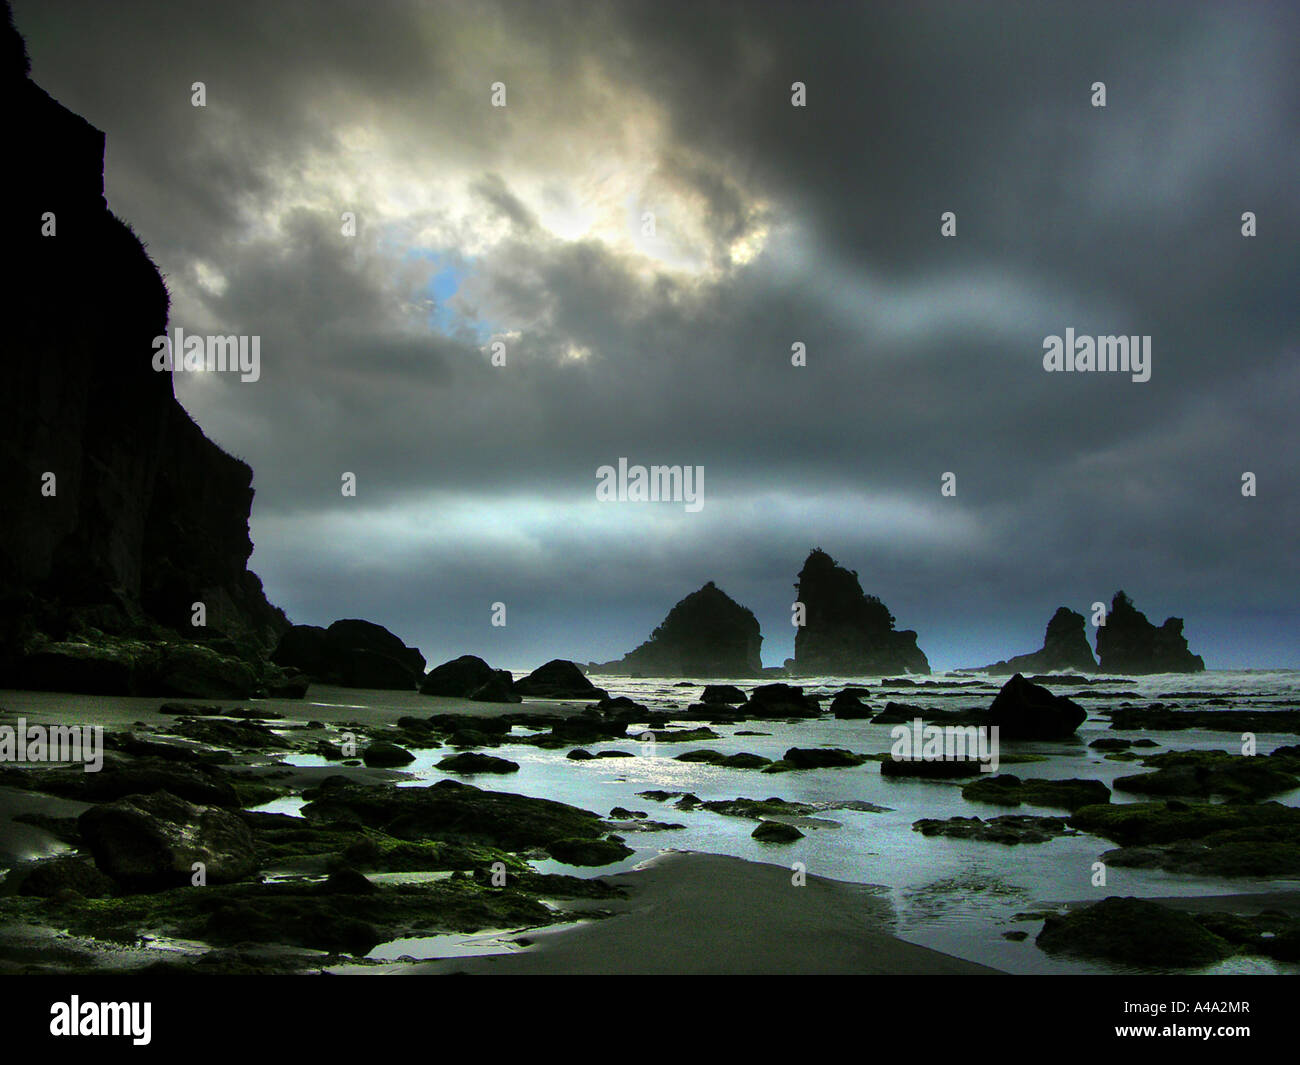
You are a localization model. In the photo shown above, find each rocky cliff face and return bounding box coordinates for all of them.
[594,581,763,677]
[980,607,1098,675]
[791,549,930,675]
[0,6,289,691]
[1096,591,1205,674]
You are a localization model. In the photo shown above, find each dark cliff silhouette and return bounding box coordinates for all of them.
[593,581,764,677]
[791,549,930,675]
[0,5,290,692]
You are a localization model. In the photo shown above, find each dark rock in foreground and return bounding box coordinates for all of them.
[593,582,763,677]
[962,774,1110,811]
[362,741,416,768]
[913,815,1071,844]
[830,690,873,718]
[881,758,988,779]
[1095,591,1204,674]
[701,683,747,704]
[790,548,930,676]
[1037,897,1234,967]
[742,683,821,718]
[985,673,1086,739]
[751,821,804,843]
[78,791,258,890]
[544,837,633,866]
[979,607,1098,675]
[300,776,606,851]
[436,752,520,774]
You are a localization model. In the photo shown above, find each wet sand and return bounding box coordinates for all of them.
[412,851,1003,975]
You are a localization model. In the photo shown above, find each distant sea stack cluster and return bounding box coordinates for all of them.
[976,592,1204,676]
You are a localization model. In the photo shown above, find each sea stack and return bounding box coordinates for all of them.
[1095,591,1205,673]
[593,581,763,677]
[980,607,1098,675]
[791,549,929,676]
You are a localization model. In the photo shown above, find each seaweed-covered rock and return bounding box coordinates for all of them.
[962,774,1110,811]
[913,815,1071,844]
[15,855,115,899]
[300,777,606,850]
[751,821,804,843]
[1114,750,1300,802]
[1037,897,1233,967]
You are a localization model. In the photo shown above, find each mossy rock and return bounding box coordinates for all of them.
[1037,897,1235,968]
[1070,800,1300,846]
[751,820,804,843]
[962,774,1110,811]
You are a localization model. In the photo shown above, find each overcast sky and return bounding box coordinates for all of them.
[17,0,1299,670]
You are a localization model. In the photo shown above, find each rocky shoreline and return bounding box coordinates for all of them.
[2,669,1298,974]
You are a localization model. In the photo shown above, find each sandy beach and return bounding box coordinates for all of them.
[411,850,1001,975]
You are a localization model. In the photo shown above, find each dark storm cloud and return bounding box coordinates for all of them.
[14,0,1298,668]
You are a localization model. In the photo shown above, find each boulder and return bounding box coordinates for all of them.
[1037,897,1233,967]
[751,821,804,843]
[436,752,520,774]
[701,683,747,704]
[544,837,634,866]
[830,690,872,718]
[742,683,821,718]
[513,659,607,700]
[361,741,416,768]
[272,619,423,689]
[468,670,520,703]
[420,654,495,696]
[985,673,1086,739]
[78,791,258,890]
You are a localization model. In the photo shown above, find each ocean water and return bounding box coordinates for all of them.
[2,668,1298,974]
